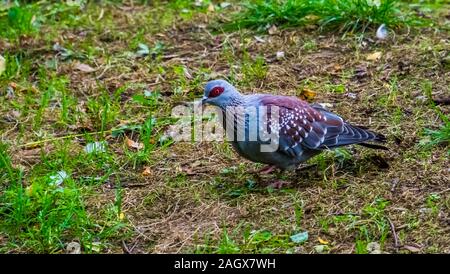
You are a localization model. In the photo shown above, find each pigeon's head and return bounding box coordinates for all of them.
[202,79,242,108]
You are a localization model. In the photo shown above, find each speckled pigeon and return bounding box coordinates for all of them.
[201,79,386,174]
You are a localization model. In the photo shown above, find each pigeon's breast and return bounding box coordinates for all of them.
[224,104,302,169]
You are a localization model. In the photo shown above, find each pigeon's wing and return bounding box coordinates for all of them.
[259,96,384,158]
[259,96,334,157]
[309,104,386,148]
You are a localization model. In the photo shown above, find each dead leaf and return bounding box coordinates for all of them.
[207,3,215,12]
[25,184,33,196]
[181,165,195,175]
[90,242,102,253]
[333,64,342,71]
[299,88,316,101]
[30,85,39,93]
[268,25,278,35]
[305,15,320,21]
[125,136,144,150]
[366,51,382,61]
[318,237,329,245]
[75,62,96,73]
[142,166,152,176]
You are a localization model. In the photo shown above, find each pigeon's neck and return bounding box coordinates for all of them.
[220,92,245,109]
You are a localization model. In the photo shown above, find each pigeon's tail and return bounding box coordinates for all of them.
[336,123,388,150]
[310,104,388,150]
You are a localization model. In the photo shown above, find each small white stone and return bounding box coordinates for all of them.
[254,36,266,43]
[276,51,285,60]
[376,24,388,40]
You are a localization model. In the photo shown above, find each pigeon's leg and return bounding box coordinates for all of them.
[252,168,292,189]
[258,165,277,175]
[267,169,292,189]
[250,165,278,175]
[268,180,292,189]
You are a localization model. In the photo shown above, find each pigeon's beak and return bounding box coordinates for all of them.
[201,96,208,105]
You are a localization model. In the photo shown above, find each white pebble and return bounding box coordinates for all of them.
[376,24,388,40]
[276,51,285,60]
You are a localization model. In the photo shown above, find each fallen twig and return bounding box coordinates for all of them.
[433,97,450,105]
[17,130,113,149]
[122,240,131,254]
[387,217,400,249]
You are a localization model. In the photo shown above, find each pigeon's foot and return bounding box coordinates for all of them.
[259,165,278,175]
[267,180,292,189]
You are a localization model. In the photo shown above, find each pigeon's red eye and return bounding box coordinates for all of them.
[209,86,224,98]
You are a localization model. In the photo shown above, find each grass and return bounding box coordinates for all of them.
[0,0,449,254]
[419,80,450,153]
[0,1,84,42]
[0,4,41,40]
[422,121,450,154]
[227,0,315,30]
[241,54,268,86]
[0,141,130,253]
[225,0,429,33]
[317,0,407,32]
